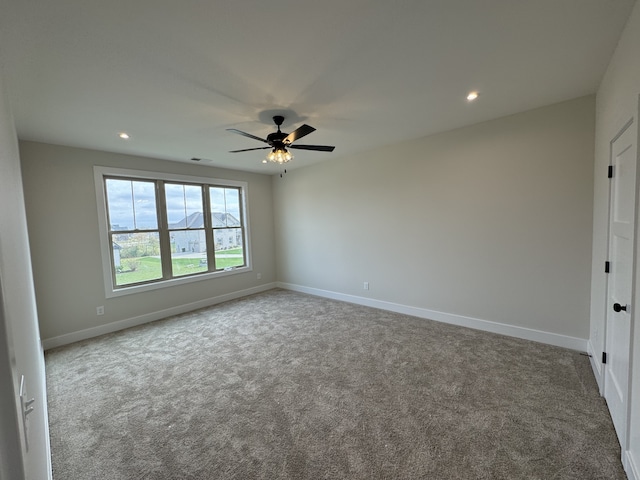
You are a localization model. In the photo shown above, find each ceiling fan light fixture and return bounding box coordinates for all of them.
[228,115,334,164]
[267,148,293,164]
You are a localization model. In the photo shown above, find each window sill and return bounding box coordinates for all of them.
[105,265,252,298]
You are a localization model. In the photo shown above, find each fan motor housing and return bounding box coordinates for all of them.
[267,132,287,144]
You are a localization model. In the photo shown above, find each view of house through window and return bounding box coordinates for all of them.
[166,183,208,277]
[103,173,247,289]
[210,187,245,270]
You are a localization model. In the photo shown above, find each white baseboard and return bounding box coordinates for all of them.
[587,340,604,394]
[44,281,589,353]
[277,282,588,352]
[42,283,277,350]
[625,450,639,480]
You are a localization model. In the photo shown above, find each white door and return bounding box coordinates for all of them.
[604,119,637,447]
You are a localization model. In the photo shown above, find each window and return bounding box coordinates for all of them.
[165,183,208,277]
[105,178,162,286]
[210,187,245,270]
[95,167,250,297]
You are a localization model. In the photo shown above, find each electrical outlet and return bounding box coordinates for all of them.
[257,273,262,280]
[96,306,104,316]
[363,282,369,290]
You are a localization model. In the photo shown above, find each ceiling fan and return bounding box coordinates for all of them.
[227,115,335,165]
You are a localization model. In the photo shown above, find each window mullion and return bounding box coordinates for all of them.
[203,186,215,271]
[239,188,247,266]
[108,232,118,289]
[157,181,173,280]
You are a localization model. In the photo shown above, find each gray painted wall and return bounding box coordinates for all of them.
[19,142,276,341]
[273,96,595,340]
[591,0,640,473]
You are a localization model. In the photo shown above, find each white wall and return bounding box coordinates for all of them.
[0,60,51,478]
[19,142,276,343]
[591,1,640,477]
[274,96,595,347]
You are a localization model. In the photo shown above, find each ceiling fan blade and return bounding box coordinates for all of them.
[284,124,316,144]
[289,144,335,152]
[229,147,271,153]
[226,128,268,144]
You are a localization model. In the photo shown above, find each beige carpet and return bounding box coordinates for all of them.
[45,289,625,479]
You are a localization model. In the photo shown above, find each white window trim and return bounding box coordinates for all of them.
[94,166,252,298]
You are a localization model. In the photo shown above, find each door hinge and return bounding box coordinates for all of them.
[608,165,614,178]
[605,261,610,273]
[602,352,607,364]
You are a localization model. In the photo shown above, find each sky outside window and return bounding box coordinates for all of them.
[105,179,157,230]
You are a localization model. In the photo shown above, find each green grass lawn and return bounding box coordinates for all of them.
[219,247,242,255]
[116,251,244,286]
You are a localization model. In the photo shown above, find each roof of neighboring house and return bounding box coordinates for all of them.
[168,212,240,229]
[168,212,204,229]
[213,213,240,228]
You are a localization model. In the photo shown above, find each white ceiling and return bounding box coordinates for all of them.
[0,0,635,174]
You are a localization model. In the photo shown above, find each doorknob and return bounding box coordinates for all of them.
[613,302,628,312]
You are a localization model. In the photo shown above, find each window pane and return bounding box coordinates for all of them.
[105,179,157,230]
[170,229,208,277]
[112,232,162,286]
[209,188,224,209]
[210,187,241,226]
[132,182,158,229]
[214,228,244,269]
[224,188,241,224]
[166,184,203,228]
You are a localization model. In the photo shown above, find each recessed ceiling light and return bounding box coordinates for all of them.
[466,91,479,101]
[118,132,130,139]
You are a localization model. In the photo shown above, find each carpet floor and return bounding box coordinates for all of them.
[45,289,626,479]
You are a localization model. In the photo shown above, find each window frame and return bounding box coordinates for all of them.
[94,166,252,298]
